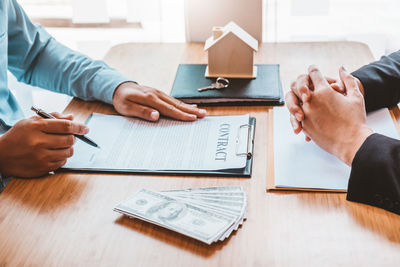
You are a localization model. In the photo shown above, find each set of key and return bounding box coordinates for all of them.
[198,77,229,92]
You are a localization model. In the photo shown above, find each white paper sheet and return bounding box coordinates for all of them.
[273,107,399,190]
[64,114,250,171]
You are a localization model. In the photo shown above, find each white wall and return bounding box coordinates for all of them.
[185,0,263,42]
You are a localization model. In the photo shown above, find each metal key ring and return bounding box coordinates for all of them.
[216,77,229,88]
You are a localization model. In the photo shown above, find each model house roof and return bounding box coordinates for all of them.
[204,21,258,52]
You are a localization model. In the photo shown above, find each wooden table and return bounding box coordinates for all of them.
[1,42,400,266]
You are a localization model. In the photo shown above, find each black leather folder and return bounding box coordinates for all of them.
[170,64,284,106]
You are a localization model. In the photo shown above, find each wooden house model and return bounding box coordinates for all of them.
[204,21,258,78]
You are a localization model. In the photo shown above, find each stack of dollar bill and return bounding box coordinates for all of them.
[113,186,247,245]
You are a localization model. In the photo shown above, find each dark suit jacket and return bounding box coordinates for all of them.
[350,50,400,214]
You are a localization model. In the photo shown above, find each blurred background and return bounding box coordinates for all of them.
[10,0,400,115]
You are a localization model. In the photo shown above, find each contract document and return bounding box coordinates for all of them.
[64,114,255,174]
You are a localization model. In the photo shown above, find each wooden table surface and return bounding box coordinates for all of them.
[1,42,400,266]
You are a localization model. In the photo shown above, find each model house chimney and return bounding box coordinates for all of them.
[212,26,223,40]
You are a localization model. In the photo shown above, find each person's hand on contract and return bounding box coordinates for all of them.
[285,65,373,166]
[113,82,207,121]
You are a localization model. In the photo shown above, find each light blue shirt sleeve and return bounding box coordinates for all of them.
[7,0,132,104]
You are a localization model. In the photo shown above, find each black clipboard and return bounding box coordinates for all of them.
[60,117,256,178]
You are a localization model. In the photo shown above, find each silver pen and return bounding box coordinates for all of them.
[31,106,100,148]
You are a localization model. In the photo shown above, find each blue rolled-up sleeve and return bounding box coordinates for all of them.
[6,0,132,104]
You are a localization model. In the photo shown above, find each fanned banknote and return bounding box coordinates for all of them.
[114,186,247,244]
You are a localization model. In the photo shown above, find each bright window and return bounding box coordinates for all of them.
[264,0,400,57]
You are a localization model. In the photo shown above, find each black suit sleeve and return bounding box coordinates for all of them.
[347,134,400,214]
[352,50,400,112]
[346,51,400,214]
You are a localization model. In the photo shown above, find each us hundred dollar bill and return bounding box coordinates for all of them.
[114,189,235,244]
[163,186,243,194]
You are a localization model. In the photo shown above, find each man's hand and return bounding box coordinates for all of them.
[285,69,365,140]
[113,82,206,121]
[300,66,373,166]
[0,113,88,178]
[286,75,344,137]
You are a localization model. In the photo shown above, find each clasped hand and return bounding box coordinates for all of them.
[285,65,373,166]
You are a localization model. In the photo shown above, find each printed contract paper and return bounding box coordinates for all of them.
[64,114,250,171]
